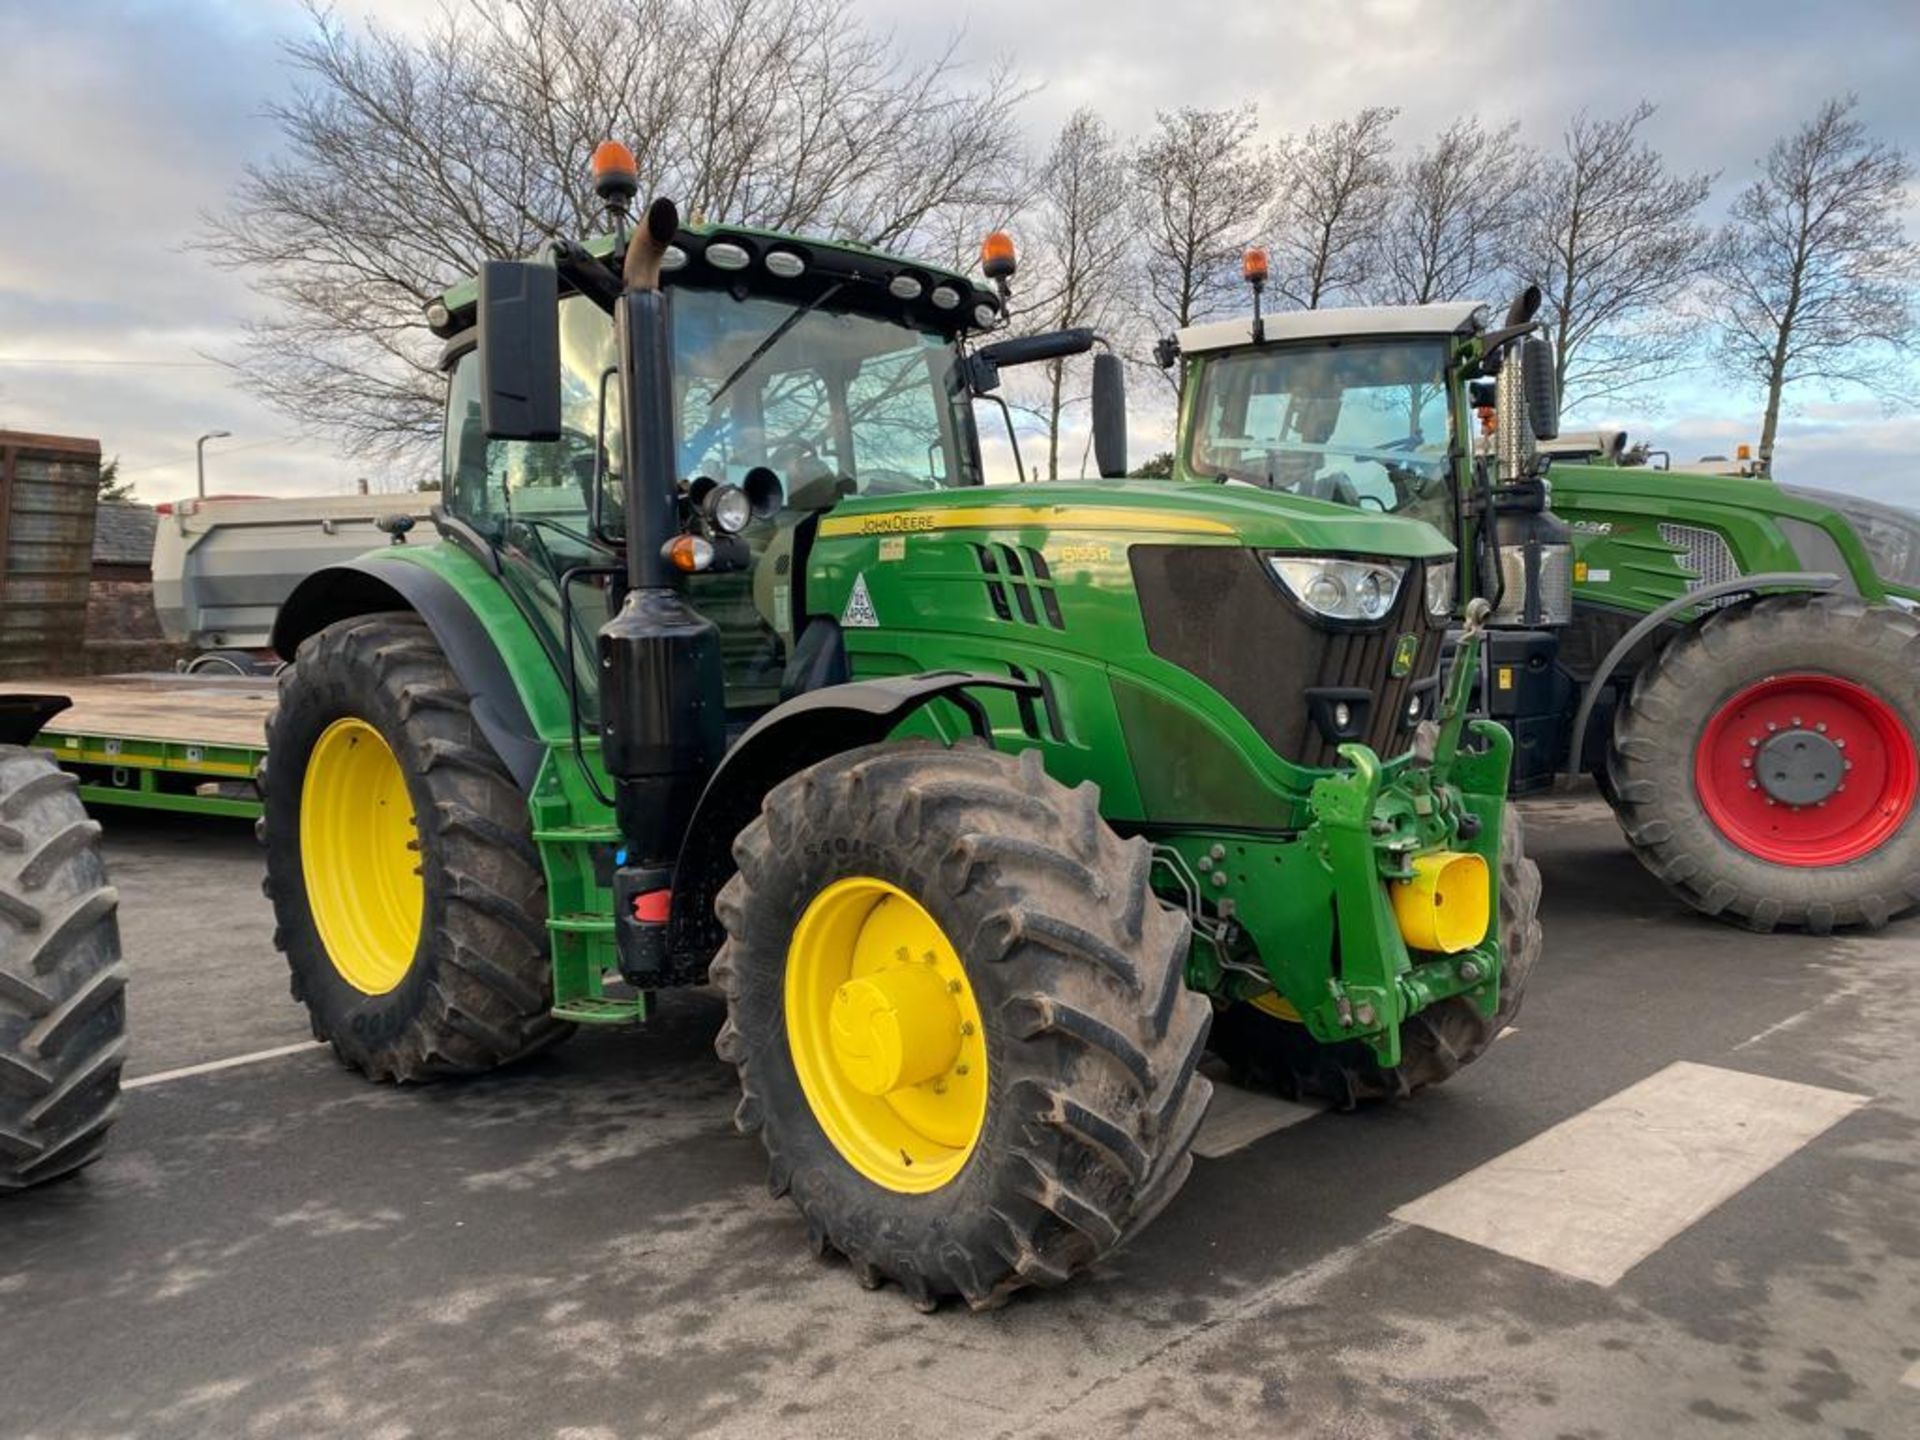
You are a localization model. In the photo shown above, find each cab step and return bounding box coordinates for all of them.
[550,995,646,1025]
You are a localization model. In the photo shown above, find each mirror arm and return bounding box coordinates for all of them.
[552,240,621,314]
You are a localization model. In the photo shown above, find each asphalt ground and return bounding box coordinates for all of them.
[3,794,1918,1439]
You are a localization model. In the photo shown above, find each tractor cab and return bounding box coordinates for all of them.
[430,221,1007,718]
[1174,303,1484,535]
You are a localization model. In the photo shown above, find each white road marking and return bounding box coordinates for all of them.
[1391,1060,1868,1287]
[1902,1357,1920,1390]
[1191,1082,1321,1159]
[124,1040,329,1090]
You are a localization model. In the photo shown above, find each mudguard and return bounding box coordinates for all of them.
[664,671,1040,964]
[0,694,70,747]
[272,557,547,790]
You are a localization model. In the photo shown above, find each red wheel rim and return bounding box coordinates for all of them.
[1694,673,1917,866]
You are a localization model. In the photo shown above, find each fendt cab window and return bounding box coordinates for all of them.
[1188,340,1455,529]
[443,287,979,713]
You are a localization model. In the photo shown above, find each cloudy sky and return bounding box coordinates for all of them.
[1,0,1916,505]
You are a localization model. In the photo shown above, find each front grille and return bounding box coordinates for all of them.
[1658,522,1742,606]
[1130,547,1446,768]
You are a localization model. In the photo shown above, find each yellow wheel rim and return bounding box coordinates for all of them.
[784,878,988,1194]
[299,717,424,996]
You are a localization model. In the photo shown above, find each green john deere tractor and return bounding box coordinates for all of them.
[261,149,1540,1308]
[1158,282,1920,935]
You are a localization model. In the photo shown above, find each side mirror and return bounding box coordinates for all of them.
[1522,335,1559,441]
[478,261,562,441]
[1092,352,1127,479]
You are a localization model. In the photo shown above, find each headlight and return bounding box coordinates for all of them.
[1267,556,1406,622]
[705,483,754,534]
[1424,559,1456,619]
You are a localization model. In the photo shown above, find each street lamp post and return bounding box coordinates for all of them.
[195,430,232,499]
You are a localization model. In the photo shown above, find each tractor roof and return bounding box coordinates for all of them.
[429,221,997,340]
[1176,301,1487,357]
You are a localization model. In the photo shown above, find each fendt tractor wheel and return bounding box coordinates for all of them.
[0,746,126,1191]
[1209,806,1542,1107]
[713,741,1212,1309]
[1609,594,1920,932]
[260,613,571,1080]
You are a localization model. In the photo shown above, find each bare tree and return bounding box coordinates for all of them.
[1268,106,1398,310]
[1706,96,1919,470]
[202,0,1030,468]
[1133,105,1277,389]
[1372,117,1536,306]
[1518,103,1714,413]
[1012,108,1135,479]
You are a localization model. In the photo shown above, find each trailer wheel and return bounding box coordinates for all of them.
[1608,593,1920,931]
[713,741,1212,1309]
[261,613,571,1080]
[1,746,125,1192]
[1209,806,1541,1106]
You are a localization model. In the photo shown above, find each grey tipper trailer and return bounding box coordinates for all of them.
[152,493,427,658]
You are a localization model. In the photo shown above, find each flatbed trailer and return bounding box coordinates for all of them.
[0,673,272,819]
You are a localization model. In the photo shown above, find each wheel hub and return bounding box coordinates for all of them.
[829,966,961,1096]
[1755,728,1843,807]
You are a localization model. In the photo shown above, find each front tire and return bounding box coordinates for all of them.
[1,747,125,1192]
[1608,595,1920,932]
[713,741,1212,1309]
[261,613,570,1080]
[1209,806,1542,1106]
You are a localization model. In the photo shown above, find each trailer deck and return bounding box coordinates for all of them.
[0,673,272,818]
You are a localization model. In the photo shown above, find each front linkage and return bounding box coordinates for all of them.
[1173,606,1512,1068]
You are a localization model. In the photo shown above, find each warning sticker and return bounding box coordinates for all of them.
[878,535,906,562]
[842,572,880,628]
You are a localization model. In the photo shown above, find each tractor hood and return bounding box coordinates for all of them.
[1550,461,1920,599]
[816,480,1456,560]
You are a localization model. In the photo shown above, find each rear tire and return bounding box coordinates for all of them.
[1,747,125,1192]
[713,741,1212,1309]
[1209,806,1541,1106]
[1608,595,1920,932]
[261,613,571,1081]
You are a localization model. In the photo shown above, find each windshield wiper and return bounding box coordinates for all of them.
[708,281,845,408]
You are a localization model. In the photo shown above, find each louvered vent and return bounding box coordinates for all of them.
[972,544,1065,629]
[1658,523,1742,606]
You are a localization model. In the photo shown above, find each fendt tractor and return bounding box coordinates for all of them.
[1159,259,1920,940]
[259,145,1540,1308]
[0,696,125,1192]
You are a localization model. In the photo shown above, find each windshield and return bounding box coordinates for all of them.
[445,289,979,541]
[1186,340,1454,522]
